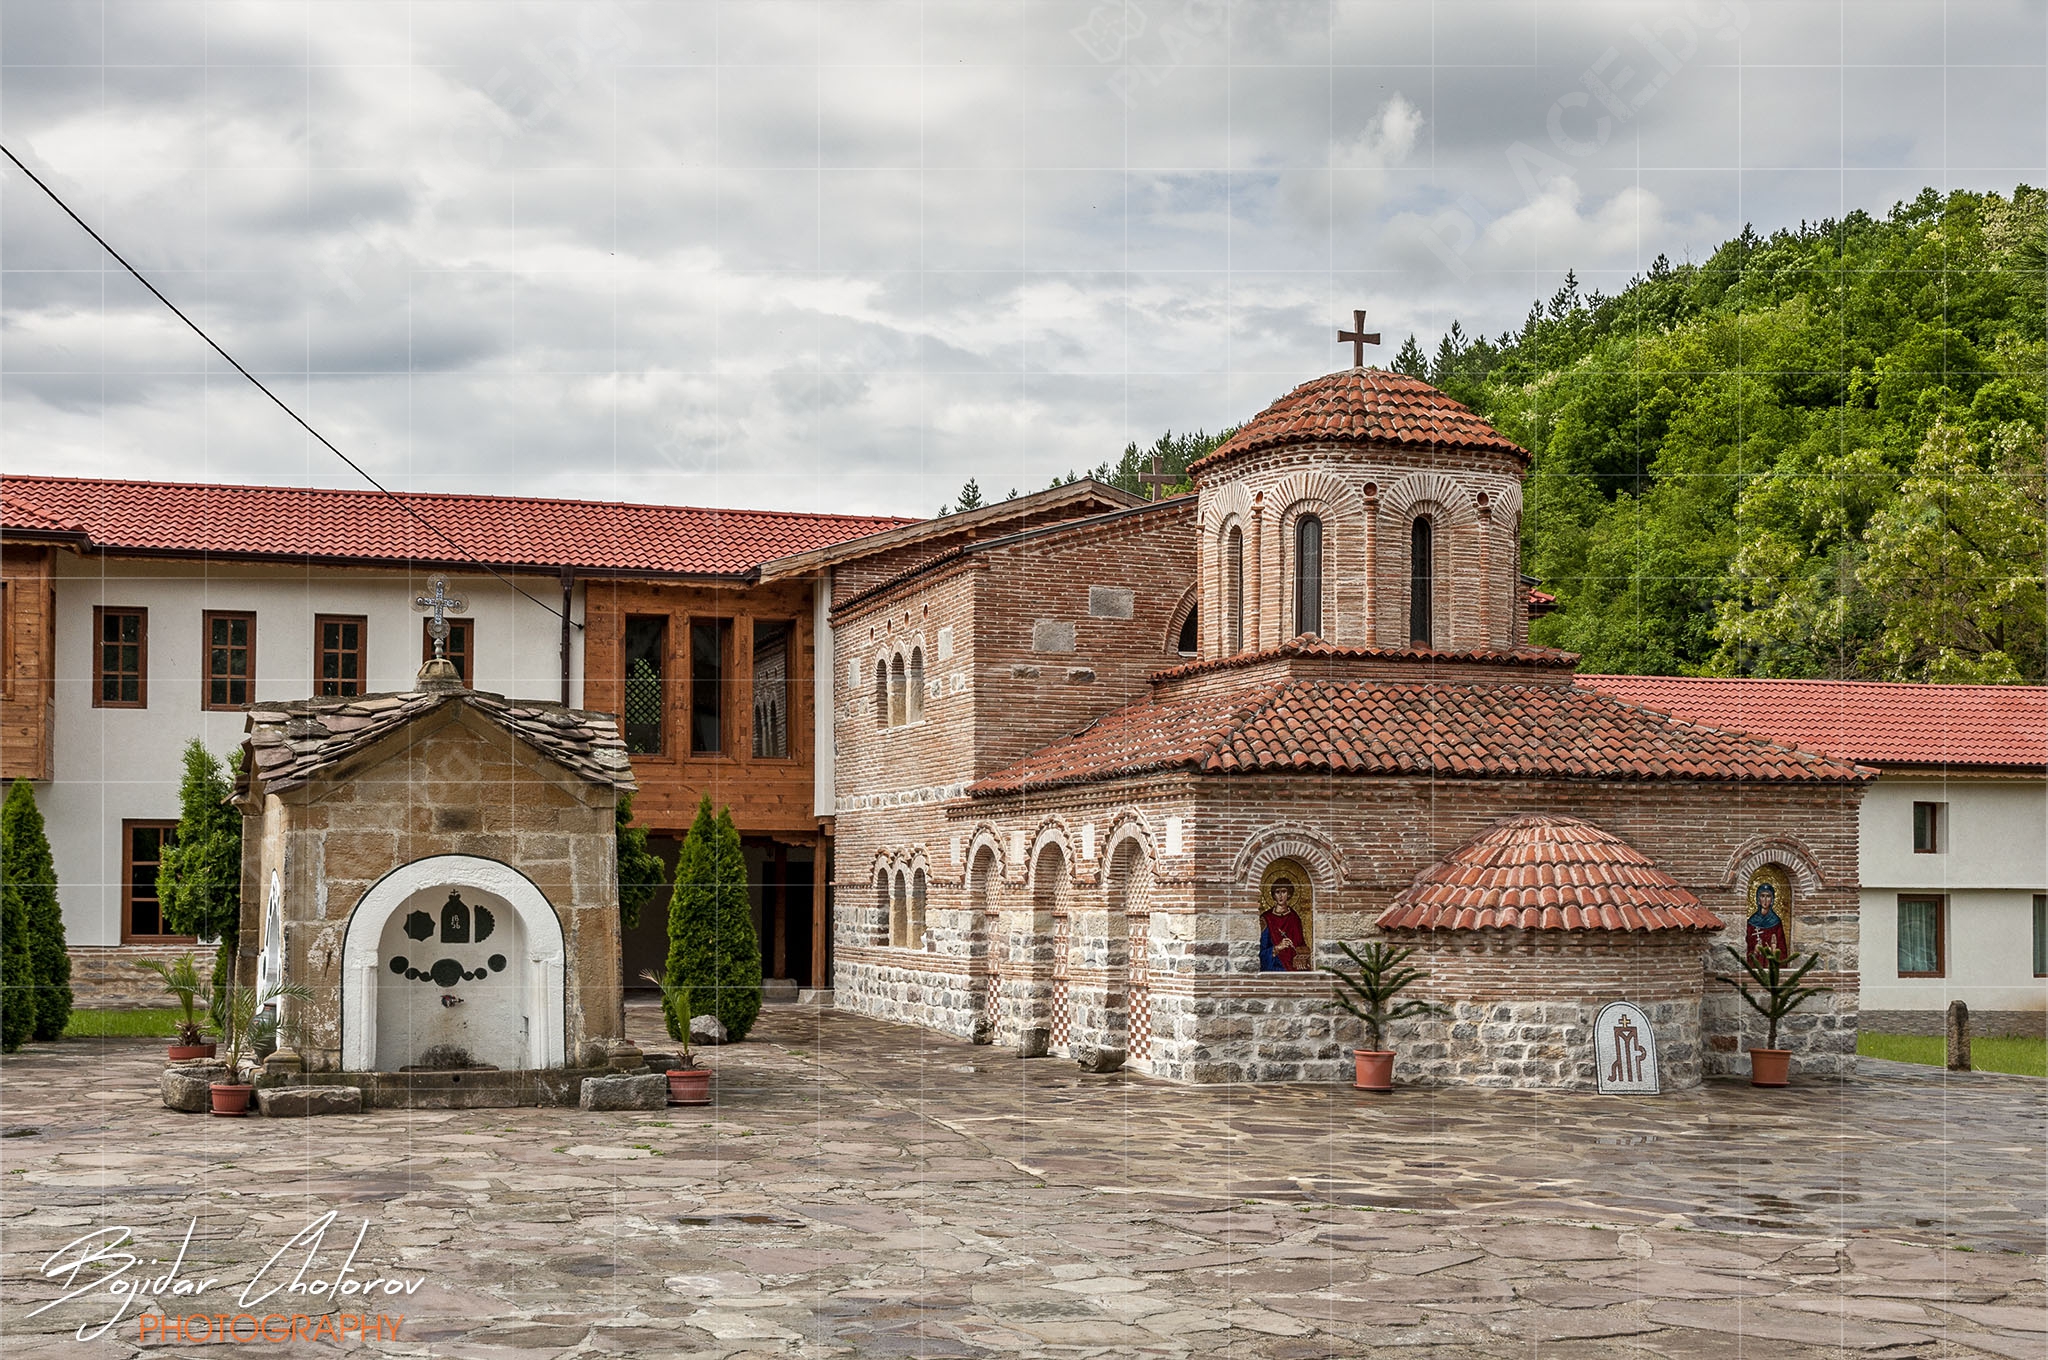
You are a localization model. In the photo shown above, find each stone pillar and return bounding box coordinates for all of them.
[1946,999,1971,1071]
[811,837,829,990]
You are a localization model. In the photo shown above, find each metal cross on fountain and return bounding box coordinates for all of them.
[412,575,470,659]
[1337,309,1381,367]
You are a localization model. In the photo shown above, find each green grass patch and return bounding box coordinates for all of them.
[1859,1032,2046,1078]
[61,1008,183,1039]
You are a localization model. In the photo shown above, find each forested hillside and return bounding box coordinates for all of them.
[1403,186,2046,683]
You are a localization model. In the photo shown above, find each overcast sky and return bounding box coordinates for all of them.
[2,0,2043,517]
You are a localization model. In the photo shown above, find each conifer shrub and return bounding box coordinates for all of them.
[0,875,36,1051]
[156,741,243,1016]
[661,796,764,1043]
[3,779,70,1041]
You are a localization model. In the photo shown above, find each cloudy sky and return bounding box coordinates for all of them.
[3,0,2043,517]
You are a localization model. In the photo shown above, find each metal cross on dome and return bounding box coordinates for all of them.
[412,575,470,658]
[1338,309,1381,367]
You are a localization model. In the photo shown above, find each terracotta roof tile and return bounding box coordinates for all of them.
[1579,675,2047,771]
[235,686,633,798]
[2,475,911,576]
[0,492,88,538]
[1190,368,1528,476]
[1378,815,1723,932]
[967,678,1870,796]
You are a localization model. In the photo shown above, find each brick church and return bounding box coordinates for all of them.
[830,362,1870,1089]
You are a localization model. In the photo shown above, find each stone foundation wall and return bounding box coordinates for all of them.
[68,944,217,1009]
[1393,997,1703,1091]
[1860,1008,2045,1039]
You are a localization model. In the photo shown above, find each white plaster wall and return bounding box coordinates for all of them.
[44,556,584,946]
[1858,775,2048,1014]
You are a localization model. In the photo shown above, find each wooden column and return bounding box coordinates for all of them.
[811,833,830,990]
[771,843,788,979]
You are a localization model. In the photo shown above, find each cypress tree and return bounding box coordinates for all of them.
[662,796,764,1043]
[3,779,69,1041]
[156,741,243,1016]
[0,875,36,1050]
[710,806,763,1042]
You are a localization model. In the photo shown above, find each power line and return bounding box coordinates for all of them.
[0,141,579,630]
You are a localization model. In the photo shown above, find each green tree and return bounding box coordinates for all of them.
[2,779,69,1041]
[156,741,243,1015]
[1392,333,1429,378]
[0,875,35,1050]
[955,478,984,512]
[615,792,665,931]
[662,796,764,1043]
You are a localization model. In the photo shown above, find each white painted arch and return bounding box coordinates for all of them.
[340,855,567,1071]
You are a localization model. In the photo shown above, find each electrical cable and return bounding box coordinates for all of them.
[0,141,580,630]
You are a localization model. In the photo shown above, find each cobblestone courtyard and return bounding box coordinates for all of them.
[3,1004,2044,1358]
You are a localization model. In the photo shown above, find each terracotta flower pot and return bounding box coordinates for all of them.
[167,1043,216,1062]
[1749,1048,1792,1088]
[209,1083,254,1117]
[1354,1050,1396,1092]
[667,1068,712,1106]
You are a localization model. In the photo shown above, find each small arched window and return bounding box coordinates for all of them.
[890,871,909,946]
[874,659,890,725]
[888,654,906,727]
[910,869,928,948]
[907,648,925,722]
[1294,515,1324,638]
[1410,516,1433,647]
[875,870,892,945]
[1225,526,1245,653]
[1176,604,1199,655]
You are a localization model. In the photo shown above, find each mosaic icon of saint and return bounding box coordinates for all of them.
[1258,866,1312,972]
[1745,876,1789,963]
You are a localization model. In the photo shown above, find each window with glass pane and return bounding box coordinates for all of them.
[1913,801,1942,853]
[752,620,793,758]
[622,616,667,755]
[1897,896,1943,976]
[94,607,146,707]
[1225,527,1244,652]
[315,615,366,696]
[690,619,731,754]
[123,820,182,940]
[1410,517,1433,646]
[204,612,255,709]
[2034,895,2046,978]
[1294,516,1323,637]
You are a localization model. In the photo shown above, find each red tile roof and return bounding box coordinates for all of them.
[1579,675,2048,772]
[0,492,88,539]
[1,476,912,577]
[968,677,1870,796]
[1190,368,1528,476]
[1378,815,1724,933]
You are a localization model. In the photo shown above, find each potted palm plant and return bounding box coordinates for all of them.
[1323,941,1449,1092]
[208,979,312,1116]
[642,970,710,1105]
[135,954,213,1061]
[1719,946,1830,1088]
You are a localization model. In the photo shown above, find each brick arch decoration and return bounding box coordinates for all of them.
[1024,819,1076,890]
[962,825,1007,889]
[1721,836,1830,895]
[1098,815,1157,899]
[1200,481,1255,656]
[1229,824,1347,893]
[1269,469,1368,644]
[1163,583,1199,654]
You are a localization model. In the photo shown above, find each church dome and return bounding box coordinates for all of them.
[1190,367,1528,477]
[1377,815,1723,932]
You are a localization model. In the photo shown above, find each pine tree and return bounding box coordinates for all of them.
[955,478,984,512]
[615,792,665,931]
[3,780,69,1041]
[157,741,243,1016]
[1392,333,1429,378]
[662,798,763,1042]
[0,834,37,1049]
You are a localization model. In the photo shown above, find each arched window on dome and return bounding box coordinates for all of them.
[1225,526,1245,653]
[1410,516,1433,647]
[1294,515,1324,638]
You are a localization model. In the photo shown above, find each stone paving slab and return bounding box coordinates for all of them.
[0,1006,2042,1358]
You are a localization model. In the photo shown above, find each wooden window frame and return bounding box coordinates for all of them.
[423,616,474,685]
[2034,894,2046,979]
[688,617,733,757]
[92,605,148,709]
[121,819,192,944]
[314,614,369,698]
[1912,800,1944,854]
[202,610,257,711]
[1896,894,1946,978]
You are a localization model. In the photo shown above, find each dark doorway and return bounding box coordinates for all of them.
[745,840,815,987]
[620,835,681,995]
